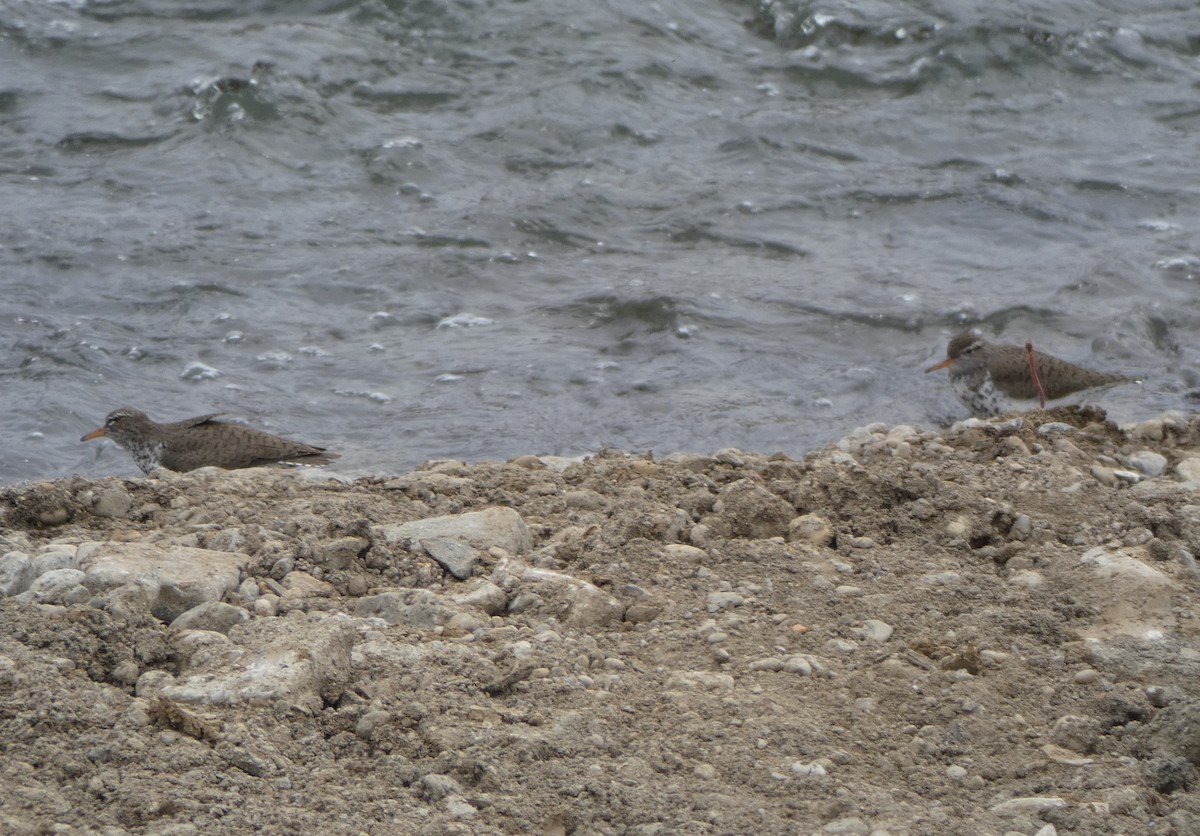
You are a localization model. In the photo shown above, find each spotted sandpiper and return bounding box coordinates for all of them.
[926,332,1131,416]
[81,407,337,474]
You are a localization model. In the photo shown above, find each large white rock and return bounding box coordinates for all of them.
[377,507,532,554]
[161,613,355,712]
[492,560,624,628]
[76,542,250,622]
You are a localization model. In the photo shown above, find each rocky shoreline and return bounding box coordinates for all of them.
[2,406,1199,835]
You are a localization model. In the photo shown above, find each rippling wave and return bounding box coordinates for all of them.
[0,0,1195,481]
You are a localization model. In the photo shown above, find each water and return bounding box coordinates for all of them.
[2,0,1197,482]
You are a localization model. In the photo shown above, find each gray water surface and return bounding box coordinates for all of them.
[2,0,1197,481]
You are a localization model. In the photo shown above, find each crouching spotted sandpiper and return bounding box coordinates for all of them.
[926,332,1132,416]
[82,407,337,474]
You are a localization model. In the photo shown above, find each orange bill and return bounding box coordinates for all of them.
[924,357,955,373]
[81,427,108,442]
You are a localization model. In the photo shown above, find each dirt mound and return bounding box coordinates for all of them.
[1,408,1199,834]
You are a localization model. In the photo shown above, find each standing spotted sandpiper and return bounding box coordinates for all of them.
[81,407,337,474]
[926,332,1132,416]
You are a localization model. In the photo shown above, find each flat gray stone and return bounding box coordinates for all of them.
[421,537,476,579]
[377,506,532,555]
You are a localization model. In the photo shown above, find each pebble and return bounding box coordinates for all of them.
[833,585,863,597]
[945,765,968,780]
[693,763,718,779]
[1073,669,1100,684]
[824,639,856,655]
[1037,422,1075,436]
[749,658,783,672]
[853,619,893,643]
[782,655,815,675]
[790,761,827,777]
[706,591,744,612]
[990,796,1066,817]
[663,544,706,564]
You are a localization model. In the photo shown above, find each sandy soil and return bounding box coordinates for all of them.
[1,406,1199,835]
